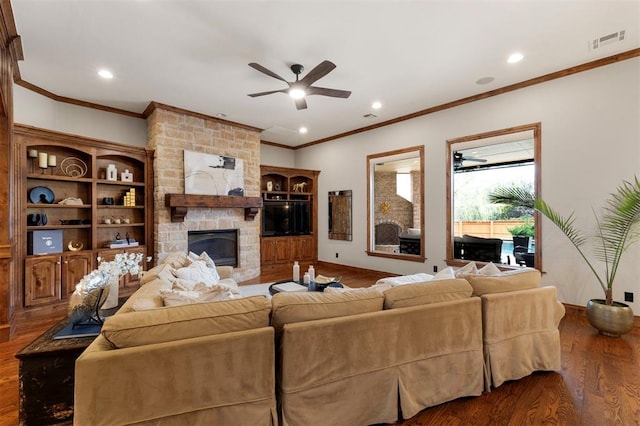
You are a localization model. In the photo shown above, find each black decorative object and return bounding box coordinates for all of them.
[228,187,244,196]
[27,213,48,226]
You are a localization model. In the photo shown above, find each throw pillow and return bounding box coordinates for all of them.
[139,263,176,286]
[374,273,434,287]
[383,278,473,309]
[478,262,502,276]
[175,260,218,286]
[455,261,478,276]
[160,251,191,269]
[465,268,541,296]
[101,295,271,349]
[433,267,456,280]
[188,251,221,282]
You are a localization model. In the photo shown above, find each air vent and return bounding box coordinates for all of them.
[363,113,377,119]
[590,30,626,50]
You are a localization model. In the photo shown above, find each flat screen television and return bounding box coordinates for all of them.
[262,201,311,236]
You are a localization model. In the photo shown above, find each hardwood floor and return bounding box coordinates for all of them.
[1,262,638,425]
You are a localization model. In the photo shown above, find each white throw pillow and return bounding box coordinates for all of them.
[478,262,502,276]
[375,273,434,287]
[433,266,456,280]
[175,260,218,285]
[188,251,220,282]
[455,261,478,276]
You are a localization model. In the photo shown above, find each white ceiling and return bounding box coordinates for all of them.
[10,1,640,147]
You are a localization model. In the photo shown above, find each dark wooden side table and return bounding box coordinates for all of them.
[15,300,124,425]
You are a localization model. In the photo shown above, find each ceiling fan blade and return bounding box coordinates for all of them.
[247,89,288,97]
[295,98,307,110]
[306,86,351,98]
[299,60,336,87]
[248,63,288,82]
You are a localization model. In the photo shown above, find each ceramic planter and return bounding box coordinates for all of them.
[586,299,634,337]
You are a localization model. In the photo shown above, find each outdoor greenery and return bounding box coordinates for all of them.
[535,177,640,305]
[454,166,534,221]
[507,221,535,237]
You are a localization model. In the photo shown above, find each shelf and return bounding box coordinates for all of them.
[98,223,145,228]
[27,225,92,230]
[27,203,92,209]
[165,193,263,222]
[97,205,145,209]
[27,173,92,183]
[96,179,145,186]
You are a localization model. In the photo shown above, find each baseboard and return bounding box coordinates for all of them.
[562,302,640,328]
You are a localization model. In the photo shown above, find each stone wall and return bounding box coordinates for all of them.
[146,106,261,282]
[373,171,413,229]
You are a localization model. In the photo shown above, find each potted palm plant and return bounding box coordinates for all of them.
[535,177,640,337]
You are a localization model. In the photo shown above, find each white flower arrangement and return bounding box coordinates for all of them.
[69,252,151,324]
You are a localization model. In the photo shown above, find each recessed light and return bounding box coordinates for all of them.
[476,76,494,85]
[98,69,114,79]
[507,52,524,64]
[299,127,308,134]
[372,101,382,109]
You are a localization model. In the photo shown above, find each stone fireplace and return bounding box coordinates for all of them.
[146,103,262,282]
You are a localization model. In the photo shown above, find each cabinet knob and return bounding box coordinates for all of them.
[56,261,61,265]
[64,261,69,264]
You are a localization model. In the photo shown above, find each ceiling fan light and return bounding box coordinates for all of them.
[289,88,306,99]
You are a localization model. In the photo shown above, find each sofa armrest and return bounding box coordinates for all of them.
[217,265,233,279]
[74,327,275,426]
[481,286,565,341]
[480,286,565,388]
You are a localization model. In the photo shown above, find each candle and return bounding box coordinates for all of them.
[38,152,48,169]
[47,154,57,167]
[28,149,38,158]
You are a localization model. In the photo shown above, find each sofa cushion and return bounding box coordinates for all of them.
[271,289,384,332]
[101,295,271,349]
[383,278,473,309]
[463,268,541,296]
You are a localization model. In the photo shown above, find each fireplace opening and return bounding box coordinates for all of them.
[188,229,238,267]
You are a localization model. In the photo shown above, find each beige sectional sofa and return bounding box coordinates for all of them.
[74,255,564,426]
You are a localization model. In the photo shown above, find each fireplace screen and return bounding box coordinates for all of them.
[188,229,238,267]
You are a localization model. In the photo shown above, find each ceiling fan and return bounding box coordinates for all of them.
[247,60,351,110]
[453,151,487,169]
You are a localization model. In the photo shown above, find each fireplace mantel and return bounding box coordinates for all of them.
[165,194,263,222]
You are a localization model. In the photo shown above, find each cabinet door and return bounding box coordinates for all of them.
[261,238,290,264]
[25,255,61,307]
[61,252,93,299]
[291,236,314,260]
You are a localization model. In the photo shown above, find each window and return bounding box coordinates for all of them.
[446,123,541,269]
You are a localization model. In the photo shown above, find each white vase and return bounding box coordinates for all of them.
[101,275,120,309]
